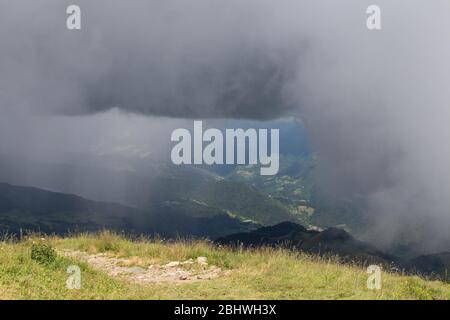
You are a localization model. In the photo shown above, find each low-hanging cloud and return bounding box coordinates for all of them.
[0,0,303,119]
[1,0,450,253]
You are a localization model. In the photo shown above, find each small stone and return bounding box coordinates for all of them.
[165,261,180,268]
[196,257,208,266]
[179,275,188,280]
[181,258,194,265]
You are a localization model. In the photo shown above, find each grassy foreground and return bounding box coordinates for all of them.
[0,231,449,300]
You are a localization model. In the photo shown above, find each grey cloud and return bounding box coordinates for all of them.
[0,0,303,119]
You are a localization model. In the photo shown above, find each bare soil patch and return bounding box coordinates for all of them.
[60,250,224,284]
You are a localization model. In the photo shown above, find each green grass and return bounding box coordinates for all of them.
[0,231,449,300]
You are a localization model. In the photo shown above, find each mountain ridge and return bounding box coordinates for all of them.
[0,182,257,239]
[216,222,450,281]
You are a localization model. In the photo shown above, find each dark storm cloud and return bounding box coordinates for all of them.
[0,0,302,119]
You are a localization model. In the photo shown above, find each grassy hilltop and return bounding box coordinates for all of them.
[0,232,449,300]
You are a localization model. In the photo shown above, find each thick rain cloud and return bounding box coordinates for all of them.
[0,0,303,119]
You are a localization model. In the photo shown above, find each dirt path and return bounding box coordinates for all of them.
[59,250,224,284]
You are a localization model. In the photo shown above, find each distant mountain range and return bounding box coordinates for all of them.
[0,182,257,239]
[217,221,397,266]
[0,154,299,226]
[0,121,317,231]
